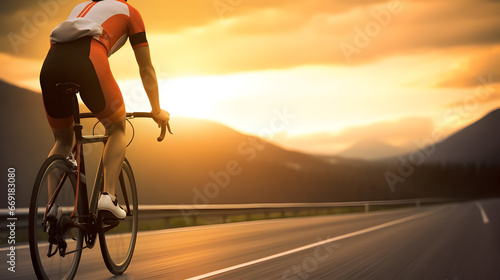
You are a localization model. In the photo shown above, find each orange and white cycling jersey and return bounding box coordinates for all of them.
[41,0,150,130]
[50,0,148,56]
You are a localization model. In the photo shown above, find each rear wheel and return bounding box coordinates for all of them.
[99,158,138,275]
[29,155,84,280]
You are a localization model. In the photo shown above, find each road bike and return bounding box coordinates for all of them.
[29,82,171,280]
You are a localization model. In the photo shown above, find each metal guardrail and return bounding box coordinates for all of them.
[137,198,450,223]
[0,198,450,229]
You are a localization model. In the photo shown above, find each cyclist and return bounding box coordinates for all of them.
[40,0,170,219]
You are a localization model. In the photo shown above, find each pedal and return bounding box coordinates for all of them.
[99,210,122,220]
[102,219,120,227]
[99,213,120,233]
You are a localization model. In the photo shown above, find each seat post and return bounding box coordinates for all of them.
[69,93,84,141]
[56,82,84,140]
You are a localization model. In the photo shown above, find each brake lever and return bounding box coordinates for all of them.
[157,121,173,142]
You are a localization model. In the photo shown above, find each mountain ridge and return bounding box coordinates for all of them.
[337,139,408,161]
[423,109,500,165]
[331,109,500,164]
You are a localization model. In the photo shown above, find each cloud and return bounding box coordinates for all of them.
[444,92,500,109]
[0,53,43,91]
[436,47,500,87]
[0,0,75,58]
[0,0,388,60]
[2,0,500,76]
[145,0,500,74]
[0,2,34,13]
[334,0,500,63]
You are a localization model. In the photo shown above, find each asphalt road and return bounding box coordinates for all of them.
[2,198,499,279]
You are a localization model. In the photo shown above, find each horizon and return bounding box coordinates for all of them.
[1,0,499,159]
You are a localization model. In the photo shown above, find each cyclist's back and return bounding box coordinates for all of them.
[41,0,149,130]
[51,0,148,56]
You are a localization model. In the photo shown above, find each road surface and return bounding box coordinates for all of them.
[1,198,499,279]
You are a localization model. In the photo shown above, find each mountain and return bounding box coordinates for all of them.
[422,109,500,165]
[0,81,53,208]
[337,139,409,161]
[339,110,500,165]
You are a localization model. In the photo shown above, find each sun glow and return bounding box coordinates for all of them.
[117,53,489,144]
[158,75,253,119]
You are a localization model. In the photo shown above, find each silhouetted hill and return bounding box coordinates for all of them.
[423,109,500,165]
[0,81,54,209]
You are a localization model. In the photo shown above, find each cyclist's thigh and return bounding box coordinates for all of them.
[41,36,125,130]
[40,43,80,130]
[84,39,126,128]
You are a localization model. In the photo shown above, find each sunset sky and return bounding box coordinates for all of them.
[1,0,500,157]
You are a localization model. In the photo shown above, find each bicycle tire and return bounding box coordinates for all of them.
[99,158,138,275]
[29,155,84,280]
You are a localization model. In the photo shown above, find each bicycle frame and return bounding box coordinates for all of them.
[42,86,112,252]
[42,82,171,254]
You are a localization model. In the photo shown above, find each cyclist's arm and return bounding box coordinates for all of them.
[133,45,170,123]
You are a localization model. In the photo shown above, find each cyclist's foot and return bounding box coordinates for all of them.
[98,193,127,220]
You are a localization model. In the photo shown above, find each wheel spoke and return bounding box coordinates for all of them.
[99,158,138,275]
[29,156,84,280]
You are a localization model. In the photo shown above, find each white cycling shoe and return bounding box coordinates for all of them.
[98,193,127,220]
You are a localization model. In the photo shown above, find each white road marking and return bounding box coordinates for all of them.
[475,202,490,224]
[184,207,442,280]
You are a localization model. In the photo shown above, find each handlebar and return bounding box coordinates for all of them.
[80,112,172,142]
[128,112,173,142]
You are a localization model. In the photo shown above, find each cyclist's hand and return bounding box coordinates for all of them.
[152,109,170,127]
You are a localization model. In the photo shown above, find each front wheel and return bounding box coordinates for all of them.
[29,155,84,280]
[99,158,138,275]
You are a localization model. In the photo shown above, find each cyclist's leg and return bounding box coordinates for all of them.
[49,126,74,158]
[85,39,127,200]
[102,119,126,195]
[42,126,74,196]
